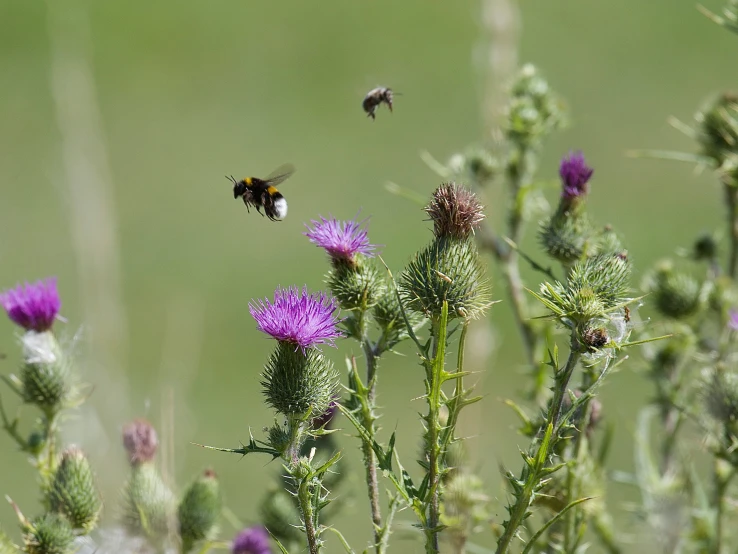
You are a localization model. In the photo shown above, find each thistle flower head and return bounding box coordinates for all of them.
[232,526,271,554]
[249,286,343,350]
[424,182,485,239]
[559,151,593,201]
[304,216,379,264]
[0,278,61,332]
[122,419,158,465]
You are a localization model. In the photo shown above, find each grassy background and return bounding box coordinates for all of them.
[0,0,733,551]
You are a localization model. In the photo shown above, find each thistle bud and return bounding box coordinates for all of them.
[505,64,566,147]
[121,462,175,541]
[48,447,101,532]
[372,289,424,351]
[400,236,492,321]
[696,92,738,182]
[693,233,719,261]
[701,366,738,440]
[424,182,485,239]
[22,513,75,554]
[645,263,703,320]
[539,212,593,265]
[18,331,72,416]
[178,469,221,553]
[327,259,385,311]
[122,418,159,466]
[261,342,339,419]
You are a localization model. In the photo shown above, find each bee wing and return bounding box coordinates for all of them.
[264,163,296,187]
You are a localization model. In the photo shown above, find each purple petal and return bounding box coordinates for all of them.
[304,216,379,262]
[0,278,61,332]
[559,151,594,200]
[249,286,344,349]
[232,526,271,554]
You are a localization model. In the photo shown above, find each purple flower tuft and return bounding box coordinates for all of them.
[232,526,271,554]
[0,278,61,332]
[559,151,594,200]
[304,216,379,262]
[729,309,738,331]
[249,286,344,350]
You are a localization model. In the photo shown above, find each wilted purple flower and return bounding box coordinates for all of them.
[0,278,61,332]
[304,216,379,263]
[232,526,271,554]
[559,151,594,200]
[729,309,738,331]
[312,400,339,429]
[249,286,344,350]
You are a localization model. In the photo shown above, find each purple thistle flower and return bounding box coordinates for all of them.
[304,216,379,263]
[729,309,738,331]
[559,151,594,200]
[0,278,61,332]
[249,286,344,350]
[232,526,271,554]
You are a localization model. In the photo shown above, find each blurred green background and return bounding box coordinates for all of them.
[0,0,734,551]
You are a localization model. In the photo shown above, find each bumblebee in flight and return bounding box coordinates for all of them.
[227,163,295,221]
[362,87,394,120]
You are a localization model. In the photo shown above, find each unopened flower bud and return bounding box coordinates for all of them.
[178,469,222,552]
[261,342,339,419]
[646,263,703,319]
[122,419,159,466]
[696,92,738,182]
[424,182,485,239]
[22,513,75,554]
[48,447,101,532]
[259,490,301,549]
[18,332,71,417]
[121,462,175,540]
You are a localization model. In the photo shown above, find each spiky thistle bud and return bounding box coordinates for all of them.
[424,182,485,239]
[539,253,631,325]
[261,342,339,419]
[402,183,492,321]
[693,233,719,262]
[122,418,159,466]
[178,469,221,553]
[645,262,703,319]
[540,152,596,265]
[696,92,738,183]
[701,366,738,441]
[372,289,424,351]
[22,513,75,554]
[48,447,101,532]
[18,331,72,417]
[121,461,175,541]
[505,64,567,148]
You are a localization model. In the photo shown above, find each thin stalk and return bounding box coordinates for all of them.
[712,458,734,554]
[425,304,450,554]
[297,472,321,554]
[724,184,738,278]
[495,342,582,554]
[358,307,384,553]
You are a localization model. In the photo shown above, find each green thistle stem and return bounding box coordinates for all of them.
[424,302,450,554]
[713,458,734,554]
[296,469,321,554]
[724,184,738,278]
[352,304,384,554]
[496,341,582,554]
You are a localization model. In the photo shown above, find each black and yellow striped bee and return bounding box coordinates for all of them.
[227,164,295,221]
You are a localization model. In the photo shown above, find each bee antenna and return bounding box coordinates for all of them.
[225,175,237,184]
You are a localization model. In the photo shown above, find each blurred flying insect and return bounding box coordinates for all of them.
[362,87,395,120]
[227,163,295,221]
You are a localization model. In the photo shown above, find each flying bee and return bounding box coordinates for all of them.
[362,87,394,120]
[227,163,295,221]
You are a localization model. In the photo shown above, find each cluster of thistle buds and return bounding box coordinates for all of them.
[0,278,102,554]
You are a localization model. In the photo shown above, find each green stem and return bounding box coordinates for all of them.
[725,184,738,278]
[713,458,734,554]
[425,305,449,554]
[358,307,384,553]
[296,470,321,554]
[495,342,582,554]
